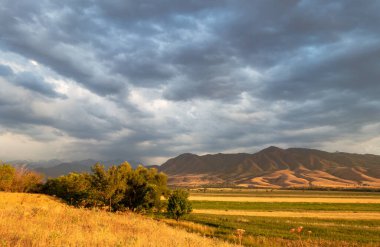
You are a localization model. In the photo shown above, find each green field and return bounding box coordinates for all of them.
[161,189,380,246]
[190,189,380,198]
[183,214,380,246]
[191,201,380,212]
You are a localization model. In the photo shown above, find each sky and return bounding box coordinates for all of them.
[0,1,380,165]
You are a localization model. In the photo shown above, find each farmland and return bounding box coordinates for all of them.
[165,189,380,246]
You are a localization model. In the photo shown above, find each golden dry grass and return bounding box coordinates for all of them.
[160,218,216,236]
[192,209,380,220]
[0,192,234,247]
[189,195,380,203]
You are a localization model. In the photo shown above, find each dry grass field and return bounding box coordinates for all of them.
[0,192,233,247]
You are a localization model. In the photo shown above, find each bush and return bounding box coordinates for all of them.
[0,163,15,191]
[0,162,43,192]
[167,189,192,221]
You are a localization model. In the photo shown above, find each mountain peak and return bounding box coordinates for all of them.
[177,153,198,158]
[260,146,283,153]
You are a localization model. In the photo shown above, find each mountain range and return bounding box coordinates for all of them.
[158,146,380,188]
[8,159,142,178]
[7,146,380,188]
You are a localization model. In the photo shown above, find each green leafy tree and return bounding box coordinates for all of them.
[90,162,133,211]
[167,189,192,221]
[43,172,91,206]
[122,166,150,211]
[121,165,169,212]
[41,162,169,212]
[90,164,114,210]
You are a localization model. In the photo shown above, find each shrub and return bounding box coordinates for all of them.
[0,163,15,191]
[0,162,43,192]
[167,189,192,221]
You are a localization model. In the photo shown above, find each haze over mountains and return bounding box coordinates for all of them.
[159,146,380,188]
[8,159,143,178]
[6,146,380,188]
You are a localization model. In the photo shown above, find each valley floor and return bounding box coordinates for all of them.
[171,189,380,246]
[2,190,380,247]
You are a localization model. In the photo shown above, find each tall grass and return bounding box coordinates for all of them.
[0,192,233,247]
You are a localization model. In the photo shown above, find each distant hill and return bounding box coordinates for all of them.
[31,159,143,178]
[159,146,380,188]
[7,159,64,169]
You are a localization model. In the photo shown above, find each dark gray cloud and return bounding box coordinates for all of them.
[0,0,379,163]
[12,72,67,99]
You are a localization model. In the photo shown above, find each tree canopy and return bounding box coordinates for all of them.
[43,162,169,212]
[0,162,43,192]
[167,189,192,221]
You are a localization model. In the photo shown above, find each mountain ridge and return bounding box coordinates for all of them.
[159,146,380,188]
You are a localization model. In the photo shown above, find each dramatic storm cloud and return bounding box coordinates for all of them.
[1,0,379,164]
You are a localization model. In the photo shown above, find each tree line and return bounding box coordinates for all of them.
[43,162,169,212]
[0,161,191,220]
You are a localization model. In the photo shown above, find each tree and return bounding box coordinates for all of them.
[41,162,169,212]
[0,163,43,192]
[0,163,15,191]
[121,165,169,212]
[43,172,91,206]
[90,162,139,211]
[167,189,192,221]
[90,164,125,211]
[13,166,43,192]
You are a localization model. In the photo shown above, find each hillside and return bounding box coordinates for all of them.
[0,192,232,247]
[160,146,380,188]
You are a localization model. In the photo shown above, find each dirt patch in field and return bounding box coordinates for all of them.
[193,209,380,220]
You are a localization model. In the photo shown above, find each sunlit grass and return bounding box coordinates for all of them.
[180,213,380,246]
[0,192,233,247]
[177,189,380,246]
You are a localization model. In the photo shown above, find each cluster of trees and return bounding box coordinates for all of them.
[43,162,170,212]
[0,162,43,192]
[0,161,192,220]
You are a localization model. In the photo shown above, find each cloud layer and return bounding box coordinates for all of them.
[1,0,379,164]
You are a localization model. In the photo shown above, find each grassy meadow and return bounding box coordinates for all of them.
[2,189,380,247]
[161,189,380,247]
[0,192,233,247]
